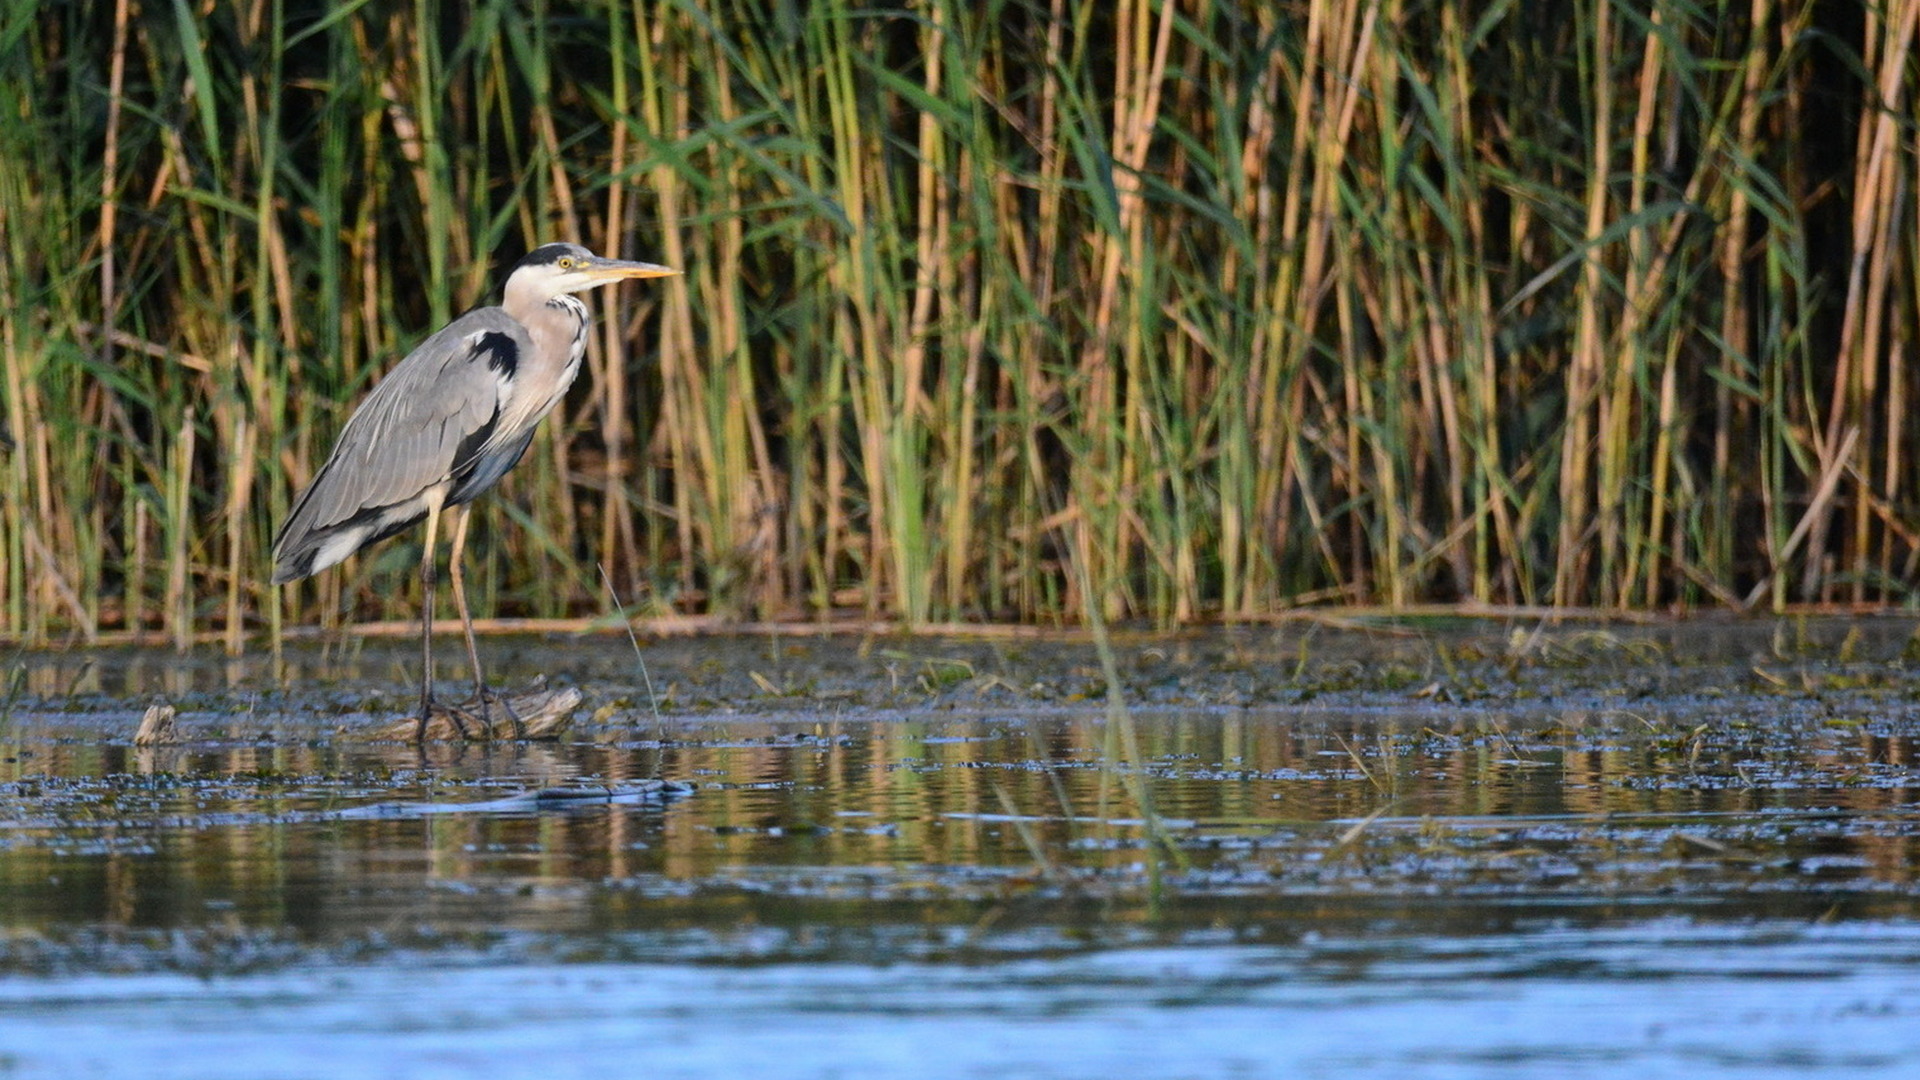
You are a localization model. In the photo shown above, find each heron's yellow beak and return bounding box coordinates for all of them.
[580,256,678,282]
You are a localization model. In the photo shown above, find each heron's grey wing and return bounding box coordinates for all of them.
[271,308,531,583]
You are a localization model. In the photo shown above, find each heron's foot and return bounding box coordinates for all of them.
[415,695,482,742]
[374,685,581,741]
[465,685,527,740]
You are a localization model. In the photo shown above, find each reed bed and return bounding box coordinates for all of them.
[2,0,1918,647]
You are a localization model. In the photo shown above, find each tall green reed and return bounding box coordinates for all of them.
[1,0,1916,648]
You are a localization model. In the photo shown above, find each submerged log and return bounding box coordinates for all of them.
[328,779,693,817]
[368,685,583,742]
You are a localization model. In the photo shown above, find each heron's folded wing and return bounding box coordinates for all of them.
[271,309,532,579]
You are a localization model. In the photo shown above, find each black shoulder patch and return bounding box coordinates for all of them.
[474,331,519,379]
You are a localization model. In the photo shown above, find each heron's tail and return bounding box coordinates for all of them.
[271,472,429,584]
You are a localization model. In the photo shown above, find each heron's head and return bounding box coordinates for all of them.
[506,242,677,302]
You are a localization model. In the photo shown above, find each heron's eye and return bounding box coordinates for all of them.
[557,256,575,269]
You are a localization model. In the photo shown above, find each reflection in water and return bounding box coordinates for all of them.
[3,705,1917,943]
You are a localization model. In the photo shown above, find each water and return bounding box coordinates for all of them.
[2,621,1918,1076]
[9,924,1920,1079]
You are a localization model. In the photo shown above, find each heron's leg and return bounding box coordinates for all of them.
[415,499,473,743]
[415,500,442,742]
[447,504,524,739]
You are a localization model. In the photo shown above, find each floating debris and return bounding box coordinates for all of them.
[132,705,179,745]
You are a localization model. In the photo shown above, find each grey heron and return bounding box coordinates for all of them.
[271,242,676,740]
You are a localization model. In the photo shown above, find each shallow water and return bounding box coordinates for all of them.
[2,620,1918,1077]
